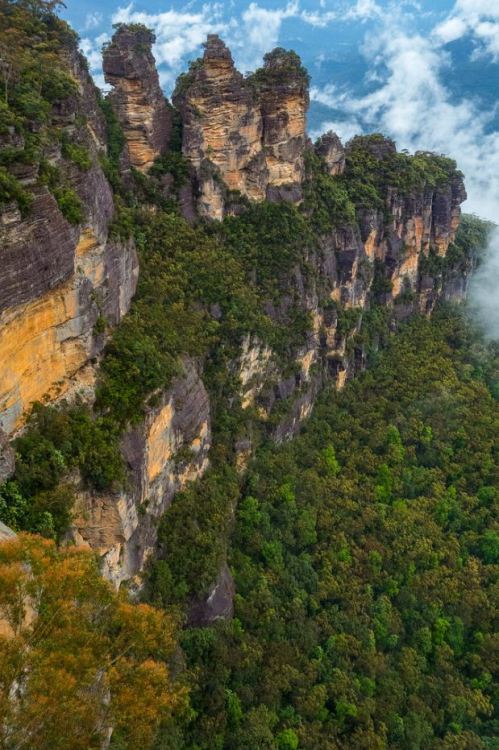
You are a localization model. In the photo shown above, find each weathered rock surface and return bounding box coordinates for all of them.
[71,358,211,589]
[103,25,171,172]
[174,37,309,218]
[354,138,467,300]
[0,28,471,623]
[0,521,15,543]
[253,48,310,201]
[315,131,346,176]
[188,563,235,626]
[0,46,138,434]
[0,430,15,485]
[235,135,468,448]
[173,35,266,219]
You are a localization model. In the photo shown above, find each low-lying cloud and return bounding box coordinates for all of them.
[468,228,499,340]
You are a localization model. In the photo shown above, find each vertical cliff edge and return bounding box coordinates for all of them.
[0,19,478,614]
[0,34,138,436]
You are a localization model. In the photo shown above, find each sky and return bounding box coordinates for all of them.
[62,0,499,333]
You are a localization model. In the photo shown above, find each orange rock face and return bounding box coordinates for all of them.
[174,37,310,218]
[103,26,172,172]
[0,47,138,436]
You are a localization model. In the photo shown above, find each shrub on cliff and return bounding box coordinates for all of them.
[0,0,79,213]
[249,48,310,89]
[0,403,124,538]
[342,134,463,211]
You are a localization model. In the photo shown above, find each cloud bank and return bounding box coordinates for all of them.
[469,228,499,341]
[433,1,499,60]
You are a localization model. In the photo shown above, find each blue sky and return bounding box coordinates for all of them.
[61,1,499,224]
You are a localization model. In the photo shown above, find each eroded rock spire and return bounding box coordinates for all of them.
[103,24,172,172]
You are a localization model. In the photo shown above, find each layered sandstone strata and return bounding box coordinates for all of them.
[103,25,171,172]
[0,26,470,616]
[251,48,310,201]
[71,358,211,589]
[0,47,138,435]
[352,137,467,298]
[174,36,310,217]
[173,35,267,219]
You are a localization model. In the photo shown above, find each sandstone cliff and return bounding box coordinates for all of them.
[173,37,310,218]
[233,134,468,445]
[103,25,172,172]
[0,45,138,434]
[71,358,210,588]
[0,24,473,617]
[251,48,310,202]
[173,35,266,219]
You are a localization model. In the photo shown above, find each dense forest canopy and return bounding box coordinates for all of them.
[0,2,497,749]
[147,307,499,750]
[2,307,497,750]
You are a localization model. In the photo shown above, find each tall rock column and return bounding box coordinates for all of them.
[250,48,310,202]
[173,35,267,219]
[103,25,171,172]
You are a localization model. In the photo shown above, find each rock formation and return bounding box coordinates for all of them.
[0,24,472,612]
[315,131,346,176]
[0,431,14,487]
[0,46,138,435]
[173,35,267,219]
[174,37,310,218]
[352,137,467,298]
[71,358,211,589]
[252,48,310,201]
[103,25,172,172]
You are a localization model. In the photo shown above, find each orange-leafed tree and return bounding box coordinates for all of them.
[0,534,186,750]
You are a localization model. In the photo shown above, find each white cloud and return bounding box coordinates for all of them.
[236,1,300,70]
[84,12,102,31]
[433,16,467,44]
[111,4,228,69]
[80,1,382,94]
[310,117,361,143]
[469,228,499,340]
[315,13,499,222]
[101,1,344,88]
[79,35,109,72]
[310,83,339,108]
[433,0,499,60]
[345,0,382,21]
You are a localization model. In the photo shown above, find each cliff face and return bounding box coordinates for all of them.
[355,138,467,299]
[71,358,210,588]
[173,35,266,220]
[253,48,310,202]
[103,26,172,172]
[233,136,468,447]
[174,38,310,218]
[315,132,346,176]
[0,47,138,434]
[0,24,472,612]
